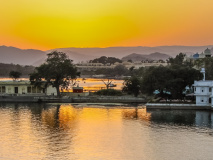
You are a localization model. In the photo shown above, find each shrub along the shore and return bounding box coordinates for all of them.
[95,89,122,96]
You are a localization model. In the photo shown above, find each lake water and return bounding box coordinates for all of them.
[0,103,213,160]
[70,78,124,91]
[0,78,124,92]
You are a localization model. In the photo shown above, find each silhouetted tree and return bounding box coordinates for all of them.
[30,51,80,96]
[9,71,22,80]
[123,76,141,97]
[167,53,186,65]
[89,56,122,64]
[140,65,202,99]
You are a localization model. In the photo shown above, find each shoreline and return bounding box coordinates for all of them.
[0,95,146,103]
[146,103,213,110]
[1,95,213,111]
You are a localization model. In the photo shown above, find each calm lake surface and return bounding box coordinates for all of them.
[0,103,213,160]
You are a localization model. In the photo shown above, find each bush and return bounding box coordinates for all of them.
[95,89,122,96]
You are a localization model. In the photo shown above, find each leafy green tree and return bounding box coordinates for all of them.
[167,53,186,65]
[102,79,114,89]
[141,66,171,95]
[194,58,204,69]
[193,57,213,80]
[89,56,122,64]
[140,65,202,99]
[95,65,129,77]
[112,65,129,76]
[95,89,122,96]
[122,76,141,97]
[9,71,22,80]
[129,67,144,77]
[30,51,80,96]
[95,68,114,76]
[200,58,213,80]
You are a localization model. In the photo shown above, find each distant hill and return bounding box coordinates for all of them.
[46,48,96,63]
[144,52,171,60]
[0,46,46,66]
[121,52,171,62]
[0,63,35,77]
[49,46,213,59]
[1,45,213,65]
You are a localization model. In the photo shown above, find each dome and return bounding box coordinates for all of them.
[193,53,199,59]
[204,48,211,54]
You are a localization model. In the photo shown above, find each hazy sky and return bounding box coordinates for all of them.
[0,0,213,50]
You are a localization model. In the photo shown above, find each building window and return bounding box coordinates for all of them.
[209,88,212,92]
[32,87,36,93]
[2,86,5,93]
[37,87,42,93]
[27,87,31,93]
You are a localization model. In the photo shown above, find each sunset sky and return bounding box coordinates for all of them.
[0,0,213,50]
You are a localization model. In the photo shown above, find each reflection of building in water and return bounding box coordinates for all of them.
[195,111,213,128]
[122,108,151,121]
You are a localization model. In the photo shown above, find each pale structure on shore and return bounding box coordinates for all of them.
[193,68,213,107]
[0,80,57,96]
[76,61,167,71]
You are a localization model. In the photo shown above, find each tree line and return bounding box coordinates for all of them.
[0,63,35,77]
[89,56,122,64]
[4,51,213,99]
[122,53,204,99]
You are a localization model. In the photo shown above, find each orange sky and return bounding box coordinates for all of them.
[0,0,213,50]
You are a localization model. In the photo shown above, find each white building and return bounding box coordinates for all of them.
[194,80,213,106]
[0,80,57,96]
[76,61,167,71]
[193,68,213,107]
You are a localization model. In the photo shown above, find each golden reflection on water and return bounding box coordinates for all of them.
[63,78,124,92]
[58,105,80,130]
[122,108,151,121]
[41,107,58,129]
[1,104,213,160]
[0,105,156,159]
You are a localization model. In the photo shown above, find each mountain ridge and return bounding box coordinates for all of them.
[121,52,171,62]
[0,45,213,65]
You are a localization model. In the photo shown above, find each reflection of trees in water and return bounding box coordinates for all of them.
[146,110,213,128]
[0,103,46,129]
[40,104,80,158]
[41,105,60,129]
[0,103,80,157]
[147,110,196,125]
[58,105,81,130]
[122,108,213,128]
[122,108,151,121]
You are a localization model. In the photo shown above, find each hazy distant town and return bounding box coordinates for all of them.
[0,45,212,79]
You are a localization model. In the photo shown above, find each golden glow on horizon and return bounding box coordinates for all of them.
[0,0,213,50]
